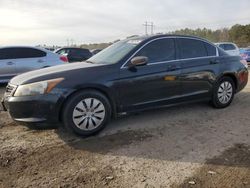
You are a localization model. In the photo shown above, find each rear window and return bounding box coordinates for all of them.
[178,38,207,59]
[0,47,46,60]
[223,44,236,51]
[219,44,225,50]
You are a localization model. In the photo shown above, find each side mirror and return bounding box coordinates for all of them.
[129,56,148,68]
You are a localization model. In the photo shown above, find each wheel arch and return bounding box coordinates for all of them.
[58,85,118,122]
[218,73,238,91]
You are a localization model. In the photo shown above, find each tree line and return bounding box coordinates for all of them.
[79,24,250,49]
[171,24,250,47]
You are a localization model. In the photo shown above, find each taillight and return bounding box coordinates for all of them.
[240,59,248,68]
[241,53,248,60]
[60,56,68,63]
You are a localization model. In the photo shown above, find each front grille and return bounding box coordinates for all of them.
[5,84,17,97]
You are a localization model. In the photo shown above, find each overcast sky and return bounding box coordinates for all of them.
[0,0,249,46]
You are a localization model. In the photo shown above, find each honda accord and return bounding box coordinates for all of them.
[1,35,248,136]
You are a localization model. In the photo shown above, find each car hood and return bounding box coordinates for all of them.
[10,62,101,85]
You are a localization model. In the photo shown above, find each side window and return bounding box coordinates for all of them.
[178,38,207,59]
[224,44,236,51]
[0,48,46,59]
[80,49,92,58]
[0,48,14,60]
[57,49,69,55]
[135,38,176,64]
[205,43,217,56]
[21,48,46,58]
[70,49,79,56]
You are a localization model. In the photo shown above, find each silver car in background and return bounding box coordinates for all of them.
[215,42,240,56]
[0,46,68,83]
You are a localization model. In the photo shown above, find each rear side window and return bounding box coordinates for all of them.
[71,49,90,56]
[70,49,92,58]
[178,38,207,59]
[224,44,236,51]
[0,47,46,60]
[135,38,176,63]
[205,43,217,56]
[56,49,70,55]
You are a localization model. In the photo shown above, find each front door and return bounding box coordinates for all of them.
[118,38,182,112]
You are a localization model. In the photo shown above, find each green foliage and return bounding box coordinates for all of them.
[78,24,250,49]
[171,24,250,47]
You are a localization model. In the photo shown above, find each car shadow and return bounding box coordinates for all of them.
[2,81,249,168]
[54,90,250,167]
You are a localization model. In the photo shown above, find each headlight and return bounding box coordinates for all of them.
[14,78,64,97]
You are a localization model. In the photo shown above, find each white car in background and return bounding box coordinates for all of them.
[0,46,68,83]
[215,42,240,56]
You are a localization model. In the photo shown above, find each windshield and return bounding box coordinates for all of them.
[87,39,141,65]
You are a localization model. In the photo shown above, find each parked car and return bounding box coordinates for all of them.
[1,35,248,136]
[215,42,240,56]
[240,49,250,64]
[91,49,102,55]
[55,47,92,63]
[0,46,68,83]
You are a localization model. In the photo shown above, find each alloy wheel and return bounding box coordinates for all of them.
[217,81,233,104]
[72,98,106,131]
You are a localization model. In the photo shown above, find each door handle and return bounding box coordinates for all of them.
[7,62,14,65]
[210,60,220,64]
[37,59,44,63]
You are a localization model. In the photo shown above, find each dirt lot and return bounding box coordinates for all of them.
[0,80,250,188]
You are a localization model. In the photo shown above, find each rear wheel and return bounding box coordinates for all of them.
[211,77,235,108]
[62,90,111,136]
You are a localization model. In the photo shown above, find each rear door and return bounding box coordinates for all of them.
[118,38,182,112]
[0,48,17,82]
[14,47,47,75]
[177,38,220,100]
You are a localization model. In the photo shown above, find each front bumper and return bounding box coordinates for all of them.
[0,99,7,111]
[1,93,64,124]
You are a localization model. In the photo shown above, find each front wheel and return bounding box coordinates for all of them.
[211,77,235,108]
[62,90,111,136]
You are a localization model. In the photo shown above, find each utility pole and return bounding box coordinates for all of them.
[143,21,148,35]
[143,21,154,35]
[150,22,154,35]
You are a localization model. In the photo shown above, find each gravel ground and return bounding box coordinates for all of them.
[0,80,250,188]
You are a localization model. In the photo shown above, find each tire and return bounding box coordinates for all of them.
[62,90,111,136]
[211,76,235,108]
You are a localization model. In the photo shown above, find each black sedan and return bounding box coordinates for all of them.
[55,47,92,63]
[1,35,248,136]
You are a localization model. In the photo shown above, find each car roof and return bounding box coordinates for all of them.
[215,42,236,45]
[127,34,217,47]
[129,34,209,40]
[56,47,89,50]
